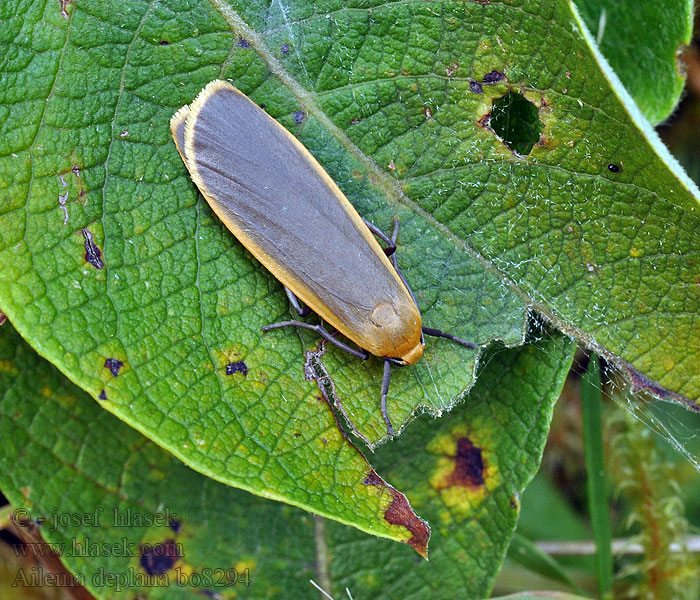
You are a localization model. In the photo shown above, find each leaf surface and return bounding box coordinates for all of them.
[0,319,573,598]
[574,0,693,124]
[0,0,697,535]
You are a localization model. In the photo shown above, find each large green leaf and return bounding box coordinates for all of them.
[0,322,315,599]
[575,0,694,125]
[0,319,573,598]
[326,325,575,598]
[0,0,698,536]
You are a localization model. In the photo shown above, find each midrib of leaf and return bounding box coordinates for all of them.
[208,0,697,405]
[208,0,530,323]
[207,0,510,275]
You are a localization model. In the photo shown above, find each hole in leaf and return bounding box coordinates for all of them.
[490,92,543,155]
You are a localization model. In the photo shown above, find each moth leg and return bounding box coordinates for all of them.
[363,217,396,257]
[262,320,368,360]
[284,286,311,317]
[422,327,477,349]
[380,358,394,435]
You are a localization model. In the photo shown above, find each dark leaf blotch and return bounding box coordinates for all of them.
[483,69,506,83]
[446,437,485,488]
[82,229,104,269]
[104,358,124,377]
[139,539,180,575]
[226,361,248,376]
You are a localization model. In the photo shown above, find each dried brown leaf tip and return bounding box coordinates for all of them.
[364,470,430,558]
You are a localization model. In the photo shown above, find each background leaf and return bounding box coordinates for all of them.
[0,319,573,598]
[0,0,698,535]
[574,0,694,125]
[325,323,575,598]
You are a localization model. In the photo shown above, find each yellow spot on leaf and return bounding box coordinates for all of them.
[0,359,19,374]
[234,559,255,574]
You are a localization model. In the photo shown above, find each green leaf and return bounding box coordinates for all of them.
[507,533,584,594]
[574,0,693,124]
[0,322,317,598]
[0,0,698,536]
[326,325,575,598]
[0,318,574,599]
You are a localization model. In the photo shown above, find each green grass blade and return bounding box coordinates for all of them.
[508,532,585,594]
[581,354,613,599]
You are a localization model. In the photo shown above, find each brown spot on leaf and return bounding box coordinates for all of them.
[226,361,247,376]
[0,311,6,327]
[445,61,459,77]
[422,106,433,119]
[58,0,71,19]
[469,80,483,94]
[350,117,361,125]
[159,40,170,46]
[81,228,104,269]
[294,110,306,124]
[71,165,80,177]
[104,358,123,376]
[281,43,290,55]
[237,38,250,48]
[536,133,551,148]
[364,470,430,558]
[477,111,491,128]
[169,518,181,533]
[140,539,180,575]
[98,390,107,400]
[441,437,485,488]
